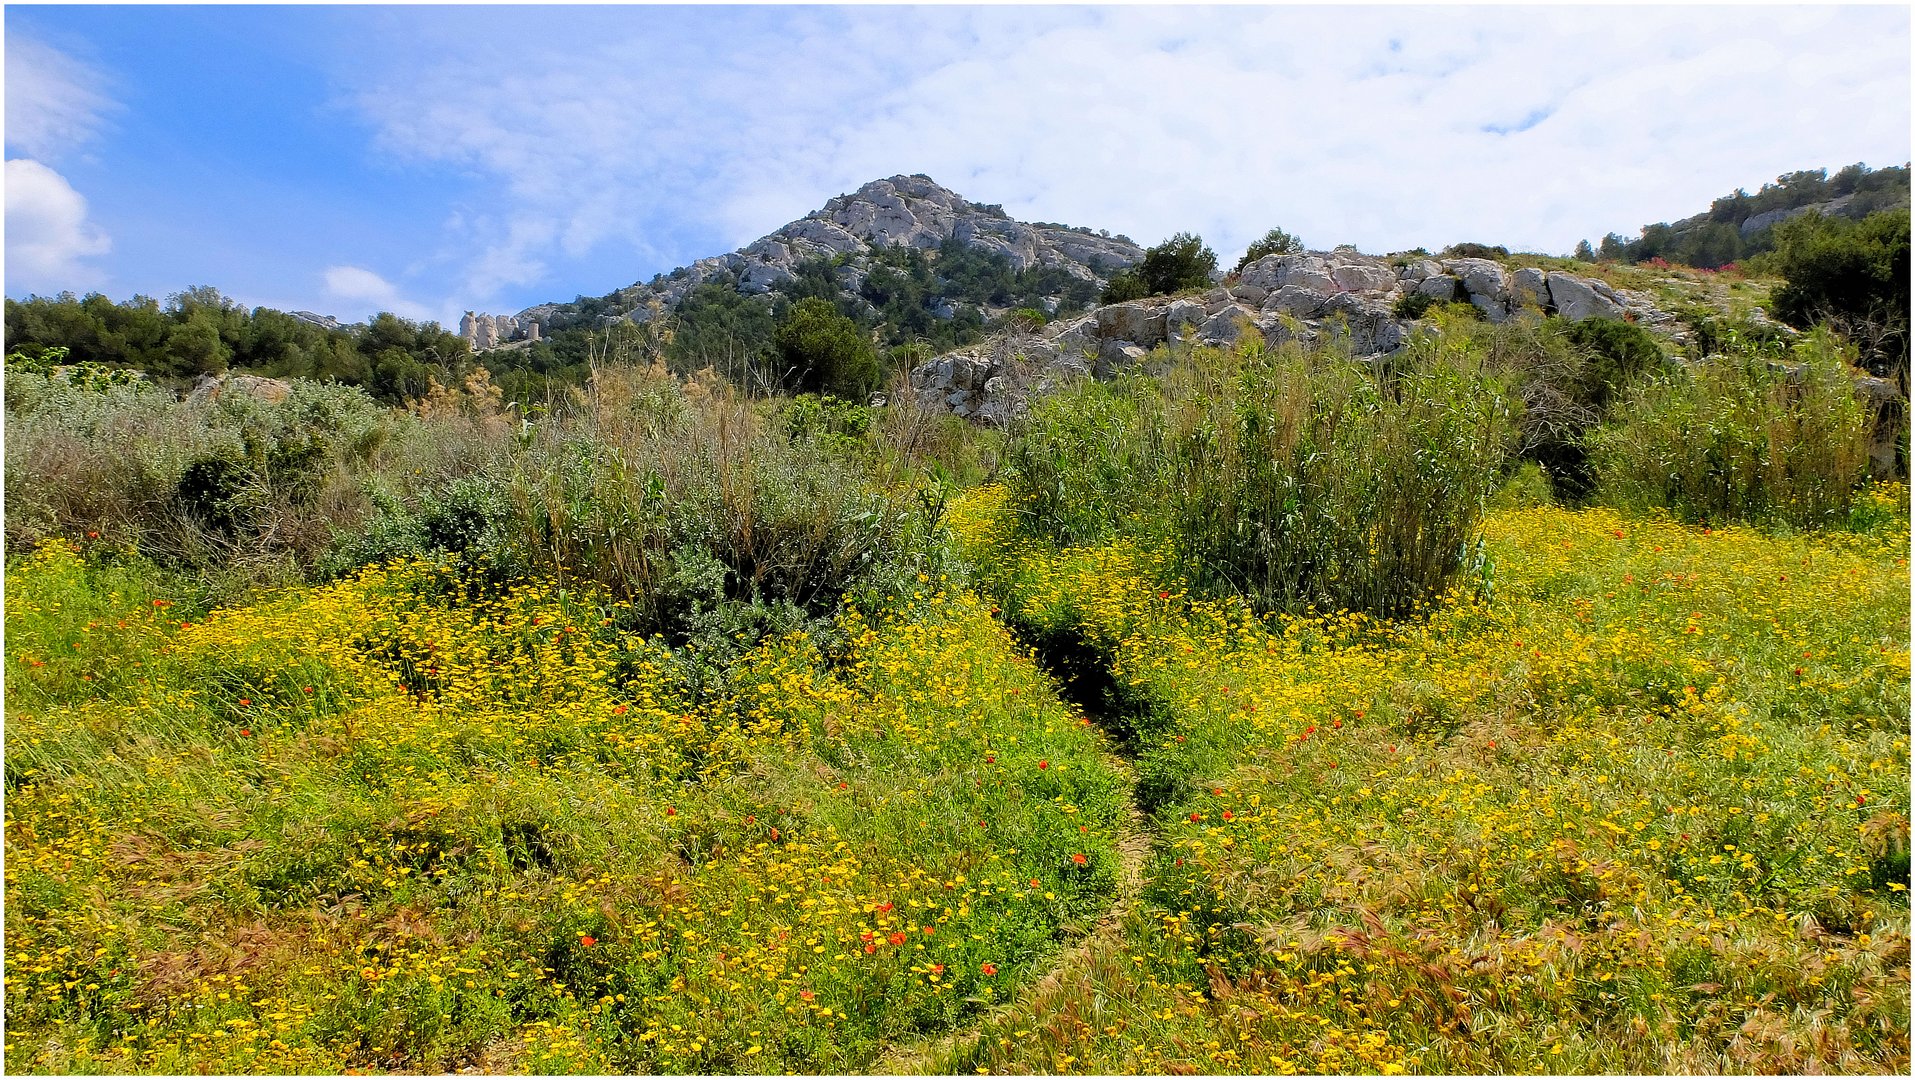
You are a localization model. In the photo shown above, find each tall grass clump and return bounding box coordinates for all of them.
[1590,326,1877,527]
[1163,335,1514,617]
[1002,332,1514,618]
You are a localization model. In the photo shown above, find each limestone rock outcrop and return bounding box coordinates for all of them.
[460,311,540,351]
[910,247,1687,424]
[534,175,1146,328]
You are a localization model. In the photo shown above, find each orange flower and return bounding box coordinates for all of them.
[888,932,907,946]
[579,935,597,948]
[1071,853,1088,865]
[980,963,997,976]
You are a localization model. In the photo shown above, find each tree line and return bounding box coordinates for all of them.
[4,288,471,404]
[1577,162,1909,269]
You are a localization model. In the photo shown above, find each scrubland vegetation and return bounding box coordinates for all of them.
[5,297,1908,1073]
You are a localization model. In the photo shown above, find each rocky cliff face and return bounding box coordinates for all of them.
[521,175,1144,326]
[910,248,1691,424]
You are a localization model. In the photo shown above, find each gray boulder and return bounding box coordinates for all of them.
[1417,275,1462,301]
[1095,303,1168,348]
[1449,258,1508,303]
[1509,267,1550,310]
[1199,306,1258,346]
[1333,263,1398,294]
[1264,285,1331,317]
[1397,258,1444,283]
[1546,272,1624,321]
[1470,293,1511,323]
[1096,340,1149,377]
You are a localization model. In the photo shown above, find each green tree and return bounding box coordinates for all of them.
[165,313,232,377]
[1136,232,1218,296]
[1234,227,1303,273]
[775,297,879,397]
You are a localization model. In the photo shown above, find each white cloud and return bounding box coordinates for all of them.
[5,37,117,161]
[341,6,1911,303]
[6,158,111,292]
[322,264,436,323]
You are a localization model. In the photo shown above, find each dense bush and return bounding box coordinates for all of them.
[1589,327,1876,527]
[333,365,948,652]
[1755,208,1910,380]
[1101,232,1217,303]
[1392,292,1437,320]
[775,297,882,397]
[3,373,444,589]
[1005,331,1515,618]
[1560,316,1672,412]
[1233,226,1303,273]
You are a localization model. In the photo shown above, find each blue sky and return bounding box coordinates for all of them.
[7,5,1910,329]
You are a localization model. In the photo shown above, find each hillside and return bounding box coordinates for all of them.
[1586,162,1910,269]
[518,175,1144,336]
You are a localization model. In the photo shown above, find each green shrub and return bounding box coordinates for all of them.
[1102,233,1217,303]
[774,297,880,397]
[1098,268,1150,305]
[1393,292,1437,320]
[1589,327,1875,527]
[482,370,944,648]
[3,375,429,582]
[1756,208,1909,379]
[1233,227,1303,274]
[1560,317,1671,412]
[1004,332,1516,618]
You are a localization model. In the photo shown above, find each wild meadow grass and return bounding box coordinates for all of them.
[4,327,1907,1075]
[4,546,1127,1073]
[942,482,1909,1074]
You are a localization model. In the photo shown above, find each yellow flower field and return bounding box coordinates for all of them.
[5,548,1128,1073]
[943,483,1909,1074]
[4,481,1907,1074]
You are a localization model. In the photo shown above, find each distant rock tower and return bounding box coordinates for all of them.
[459,311,479,343]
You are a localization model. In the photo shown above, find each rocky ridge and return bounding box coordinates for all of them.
[523,175,1145,327]
[910,248,1686,424]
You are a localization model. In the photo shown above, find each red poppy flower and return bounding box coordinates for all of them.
[1038,760,1049,769]
[889,932,908,946]
[980,963,997,976]
[239,728,252,737]
[1071,853,1088,865]
[930,963,944,974]
[579,935,597,948]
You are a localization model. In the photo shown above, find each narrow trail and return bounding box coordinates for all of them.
[875,659,1154,1076]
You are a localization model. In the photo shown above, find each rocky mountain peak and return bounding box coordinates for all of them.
[521,176,1145,325]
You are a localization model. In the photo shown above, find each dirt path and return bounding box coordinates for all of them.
[874,743,1152,1075]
